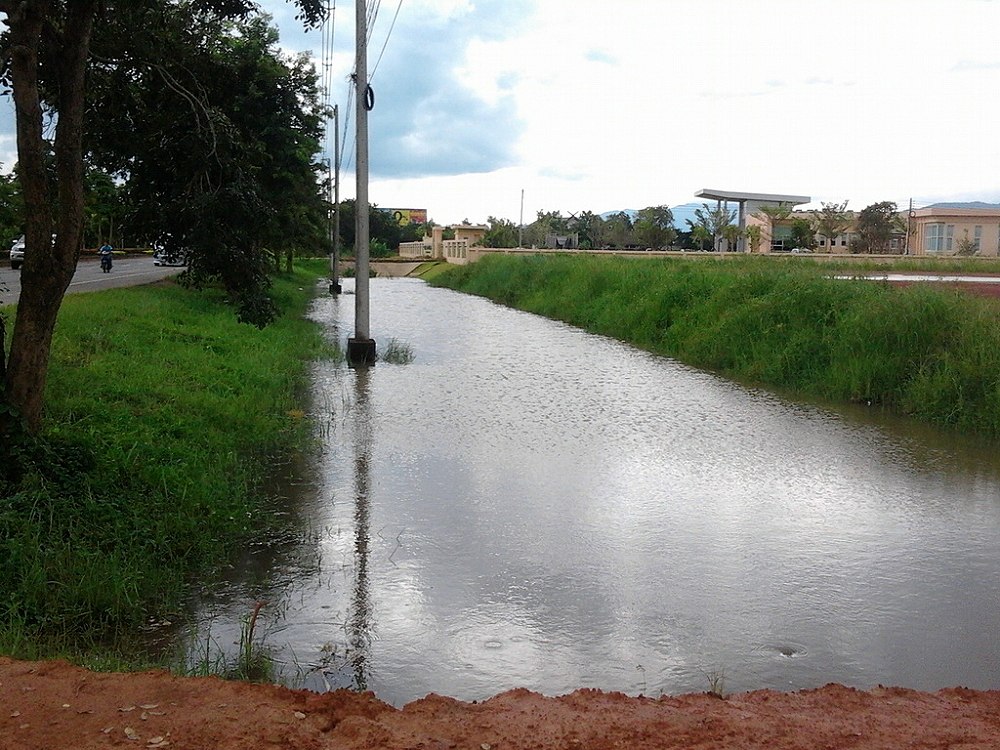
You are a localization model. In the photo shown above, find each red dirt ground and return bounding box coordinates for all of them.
[887,276,1000,299]
[4,657,1000,749]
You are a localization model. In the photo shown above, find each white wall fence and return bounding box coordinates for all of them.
[398,238,476,264]
[399,240,434,259]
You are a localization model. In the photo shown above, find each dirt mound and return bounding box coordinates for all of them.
[4,657,1000,749]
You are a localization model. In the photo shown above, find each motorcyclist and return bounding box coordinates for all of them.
[99,242,113,272]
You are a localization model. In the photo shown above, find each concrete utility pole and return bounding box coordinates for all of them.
[348,0,376,365]
[519,189,524,248]
[329,104,342,295]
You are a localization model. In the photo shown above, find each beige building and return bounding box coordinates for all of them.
[908,203,1000,257]
[767,202,1000,256]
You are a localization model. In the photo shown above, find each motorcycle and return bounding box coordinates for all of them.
[100,251,113,273]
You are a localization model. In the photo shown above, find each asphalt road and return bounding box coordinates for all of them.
[0,255,184,307]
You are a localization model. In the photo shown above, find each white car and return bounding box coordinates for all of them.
[9,235,24,270]
[153,249,188,267]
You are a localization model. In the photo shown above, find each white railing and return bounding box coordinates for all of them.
[443,239,470,264]
[399,240,433,259]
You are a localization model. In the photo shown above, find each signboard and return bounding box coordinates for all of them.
[382,208,427,226]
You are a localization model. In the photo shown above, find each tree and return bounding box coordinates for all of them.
[753,203,792,224]
[688,224,712,251]
[600,211,635,249]
[751,202,793,253]
[0,0,324,433]
[634,205,676,250]
[571,210,603,250]
[814,200,851,252]
[745,224,762,253]
[693,203,736,252]
[482,216,519,248]
[854,201,903,254]
[523,210,568,248]
[335,200,412,255]
[721,223,743,253]
[0,170,23,246]
[788,218,816,251]
[88,9,328,287]
[956,228,980,256]
[83,167,126,249]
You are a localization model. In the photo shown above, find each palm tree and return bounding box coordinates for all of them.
[693,203,737,252]
[814,200,851,252]
[688,223,712,251]
[752,202,793,252]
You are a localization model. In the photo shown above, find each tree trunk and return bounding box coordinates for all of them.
[1,1,99,434]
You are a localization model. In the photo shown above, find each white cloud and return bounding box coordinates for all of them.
[345,0,1000,222]
[4,0,1000,221]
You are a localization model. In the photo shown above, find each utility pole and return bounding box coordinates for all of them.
[905,197,913,256]
[348,0,376,365]
[519,189,524,248]
[329,104,342,295]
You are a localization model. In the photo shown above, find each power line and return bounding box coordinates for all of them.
[370,0,403,82]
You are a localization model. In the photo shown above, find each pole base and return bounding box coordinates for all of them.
[329,281,343,295]
[347,337,377,367]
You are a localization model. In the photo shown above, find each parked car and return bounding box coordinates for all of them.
[153,249,188,267]
[9,235,24,270]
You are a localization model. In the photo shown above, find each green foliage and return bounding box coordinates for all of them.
[482,216,519,248]
[788,218,816,250]
[634,206,676,249]
[85,9,328,324]
[0,262,330,642]
[854,201,904,254]
[335,200,416,255]
[0,171,24,247]
[432,255,1000,436]
[814,200,851,250]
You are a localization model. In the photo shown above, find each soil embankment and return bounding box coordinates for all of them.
[4,657,1000,749]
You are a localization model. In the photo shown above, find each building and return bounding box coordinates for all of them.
[908,202,1000,257]
[398,224,488,264]
[780,202,1000,256]
[694,189,811,253]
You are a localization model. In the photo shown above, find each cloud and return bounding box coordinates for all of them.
[352,0,531,179]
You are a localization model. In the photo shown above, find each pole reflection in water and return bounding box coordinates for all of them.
[348,365,373,691]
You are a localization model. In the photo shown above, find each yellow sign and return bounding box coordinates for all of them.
[385,208,427,226]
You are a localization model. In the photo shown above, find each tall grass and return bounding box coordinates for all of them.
[433,254,1000,436]
[0,261,333,650]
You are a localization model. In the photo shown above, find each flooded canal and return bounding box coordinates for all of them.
[183,277,1000,706]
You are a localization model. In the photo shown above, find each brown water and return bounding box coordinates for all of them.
[180,277,1000,706]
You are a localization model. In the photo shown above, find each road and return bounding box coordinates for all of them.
[0,255,183,307]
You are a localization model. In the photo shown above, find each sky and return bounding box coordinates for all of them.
[3,0,1000,226]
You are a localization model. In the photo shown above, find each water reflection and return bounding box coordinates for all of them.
[183,277,1000,707]
[347,365,373,691]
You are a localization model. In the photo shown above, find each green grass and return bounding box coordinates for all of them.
[432,254,1000,436]
[0,260,334,654]
[412,261,451,281]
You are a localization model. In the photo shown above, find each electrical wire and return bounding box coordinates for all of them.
[369,0,403,82]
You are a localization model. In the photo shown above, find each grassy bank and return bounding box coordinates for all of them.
[0,260,332,655]
[432,254,1000,436]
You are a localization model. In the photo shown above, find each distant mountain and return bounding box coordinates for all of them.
[669,202,709,230]
[600,203,711,230]
[923,201,1000,210]
[598,209,638,221]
